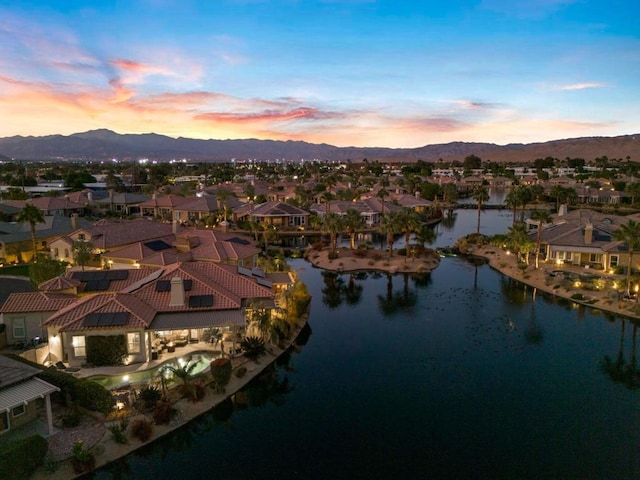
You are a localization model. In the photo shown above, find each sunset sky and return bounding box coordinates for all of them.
[1,0,638,148]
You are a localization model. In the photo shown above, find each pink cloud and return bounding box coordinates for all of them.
[559,82,607,91]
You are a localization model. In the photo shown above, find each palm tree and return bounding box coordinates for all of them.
[530,210,552,269]
[550,185,565,212]
[379,211,402,258]
[471,185,489,235]
[376,187,389,216]
[72,240,93,271]
[343,209,364,250]
[414,223,437,248]
[321,213,344,255]
[321,191,335,215]
[506,222,534,265]
[17,203,45,262]
[216,189,231,222]
[505,187,521,226]
[614,220,640,296]
[518,185,533,223]
[397,208,422,260]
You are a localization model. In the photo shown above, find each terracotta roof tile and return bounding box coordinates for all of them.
[0,292,78,314]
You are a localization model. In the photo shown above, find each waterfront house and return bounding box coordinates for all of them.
[40,262,281,368]
[248,201,309,230]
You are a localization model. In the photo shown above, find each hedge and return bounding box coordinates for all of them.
[0,434,48,478]
[38,367,114,414]
[87,335,127,366]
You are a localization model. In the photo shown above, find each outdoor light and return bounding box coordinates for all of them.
[122,375,129,382]
[116,401,125,410]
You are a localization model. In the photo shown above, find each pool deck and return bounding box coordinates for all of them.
[30,315,309,480]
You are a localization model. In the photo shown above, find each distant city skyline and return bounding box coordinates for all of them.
[1,1,638,148]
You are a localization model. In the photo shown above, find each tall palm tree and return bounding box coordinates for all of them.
[550,185,565,213]
[321,213,344,255]
[471,185,489,235]
[397,208,422,260]
[530,210,552,269]
[376,187,389,216]
[379,211,402,258]
[518,185,533,223]
[17,203,45,262]
[321,191,335,215]
[343,209,364,250]
[505,186,521,226]
[506,222,533,265]
[614,220,640,296]
[72,240,93,271]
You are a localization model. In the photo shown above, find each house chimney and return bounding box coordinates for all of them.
[584,223,593,245]
[415,191,420,199]
[152,192,157,200]
[558,204,568,216]
[169,276,185,306]
[71,213,78,230]
[87,191,93,202]
[172,219,178,234]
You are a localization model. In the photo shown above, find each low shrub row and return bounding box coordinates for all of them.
[0,434,48,478]
[38,367,115,414]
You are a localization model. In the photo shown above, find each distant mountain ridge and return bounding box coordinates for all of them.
[0,129,638,163]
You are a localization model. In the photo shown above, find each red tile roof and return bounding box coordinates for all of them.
[39,276,81,292]
[0,292,78,314]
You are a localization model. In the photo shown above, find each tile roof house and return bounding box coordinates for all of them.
[49,218,184,266]
[92,191,151,216]
[171,194,243,224]
[102,229,260,269]
[532,209,633,271]
[0,355,59,436]
[248,201,309,229]
[39,262,280,367]
[0,214,93,264]
[138,194,194,220]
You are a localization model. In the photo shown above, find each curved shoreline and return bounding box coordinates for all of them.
[32,315,309,480]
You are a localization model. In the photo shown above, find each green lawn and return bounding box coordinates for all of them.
[0,264,30,277]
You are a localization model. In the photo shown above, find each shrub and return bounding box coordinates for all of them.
[61,407,81,427]
[38,368,114,414]
[235,366,248,378]
[328,250,339,260]
[373,253,382,261]
[397,248,407,256]
[152,401,175,425]
[0,434,48,478]
[86,335,127,366]
[131,418,153,442]
[183,383,206,403]
[108,418,129,444]
[139,385,162,410]
[353,249,368,258]
[210,358,232,392]
[71,440,95,474]
[240,336,266,359]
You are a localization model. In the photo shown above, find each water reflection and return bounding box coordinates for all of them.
[376,273,417,315]
[602,320,640,390]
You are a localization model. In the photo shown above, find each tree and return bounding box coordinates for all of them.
[321,213,344,255]
[29,257,68,287]
[16,204,45,262]
[471,185,489,235]
[379,211,402,258]
[441,184,458,204]
[506,222,534,265]
[343,209,364,250]
[614,220,640,296]
[530,210,552,269]
[397,208,422,260]
[72,240,93,271]
[627,182,640,205]
[376,187,389,215]
[505,187,521,226]
[550,185,565,212]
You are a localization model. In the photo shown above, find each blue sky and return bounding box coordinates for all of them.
[0,0,638,148]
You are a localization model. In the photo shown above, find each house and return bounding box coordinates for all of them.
[138,194,193,220]
[534,209,633,271]
[0,355,59,437]
[49,218,184,266]
[92,191,151,216]
[171,195,243,224]
[103,229,260,269]
[248,201,309,229]
[0,214,93,264]
[40,262,282,368]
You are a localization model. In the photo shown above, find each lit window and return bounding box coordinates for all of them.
[610,255,619,267]
[72,335,86,357]
[127,332,140,354]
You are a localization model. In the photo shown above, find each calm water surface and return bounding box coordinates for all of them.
[96,211,640,480]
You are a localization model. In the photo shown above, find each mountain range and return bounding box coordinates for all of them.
[0,129,638,163]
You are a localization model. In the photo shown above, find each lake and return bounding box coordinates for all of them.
[95,210,640,479]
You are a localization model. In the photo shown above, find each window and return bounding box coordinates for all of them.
[12,317,25,339]
[12,404,25,417]
[610,255,619,268]
[127,332,141,354]
[54,247,59,257]
[590,253,602,263]
[64,248,69,258]
[78,233,85,240]
[72,335,86,357]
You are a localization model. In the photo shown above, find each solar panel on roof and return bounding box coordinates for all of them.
[238,266,252,277]
[188,295,214,308]
[156,280,171,292]
[85,279,110,291]
[183,279,193,291]
[107,270,128,280]
[111,312,128,326]
[83,313,101,327]
[251,268,266,278]
[227,236,250,245]
[94,271,107,280]
[257,278,273,288]
[144,240,172,251]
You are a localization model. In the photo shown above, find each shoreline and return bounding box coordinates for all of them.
[31,314,309,480]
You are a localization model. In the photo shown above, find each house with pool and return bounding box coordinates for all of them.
[2,262,290,370]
